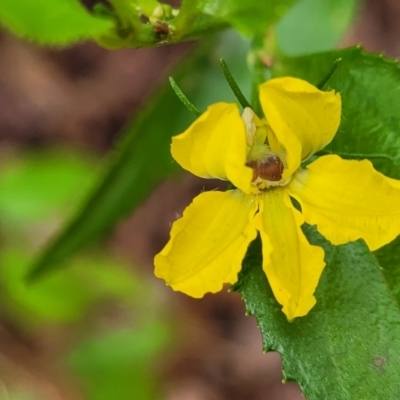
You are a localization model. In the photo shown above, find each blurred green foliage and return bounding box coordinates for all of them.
[0,0,112,44]
[67,324,169,400]
[0,150,170,399]
[0,151,97,227]
[276,0,358,55]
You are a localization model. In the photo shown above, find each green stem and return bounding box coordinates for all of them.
[169,77,201,117]
[220,59,252,109]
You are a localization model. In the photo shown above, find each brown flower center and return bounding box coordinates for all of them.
[246,154,284,182]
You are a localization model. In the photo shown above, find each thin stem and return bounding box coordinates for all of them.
[317,58,342,90]
[169,77,201,117]
[220,59,252,109]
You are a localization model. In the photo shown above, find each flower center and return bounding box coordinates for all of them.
[246,154,284,182]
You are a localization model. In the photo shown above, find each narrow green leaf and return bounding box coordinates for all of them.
[276,0,358,55]
[236,230,400,399]
[28,77,185,278]
[28,32,250,279]
[0,0,113,45]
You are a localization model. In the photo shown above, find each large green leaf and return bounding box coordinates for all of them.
[28,32,251,279]
[0,0,113,45]
[236,231,400,399]
[276,47,400,312]
[275,47,400,179]
[235,47,400,398]
[276,0,358,55]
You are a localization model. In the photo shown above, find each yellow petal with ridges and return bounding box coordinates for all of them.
[259,77,341,179]
[288,155,400,251]
[254,188,325,320]
[171,102,254,194]
[154,190,258,297]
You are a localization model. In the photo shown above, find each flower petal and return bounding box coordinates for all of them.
[154,190,258,297]
[171,102,254,193]
[254,188,325,320]
[288,154,400,251]
[386,176,400,189]
[259,77,341,179]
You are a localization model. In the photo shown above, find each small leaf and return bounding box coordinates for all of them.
[236,230,400,399]
[0,0,113,45]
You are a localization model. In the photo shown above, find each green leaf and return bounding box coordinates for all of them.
[236,230,400,399]
[275,47,400,179]
[176,0,298,36]
[236,47,400,398]
[275,0,358,55]
[0,151,97,226]
[67,324,169,400]
[0,0,113,45]
[1,249,142,325]
[28,32,251,279]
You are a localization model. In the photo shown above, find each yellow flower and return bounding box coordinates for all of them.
[154,77,400,320]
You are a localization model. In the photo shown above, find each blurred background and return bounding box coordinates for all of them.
[0,0,399,399]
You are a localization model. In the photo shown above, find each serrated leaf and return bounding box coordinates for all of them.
[0,0,113,45]
[236,47,400,398]
[276,47,400,316]
[275,47,400,179]
[236,230,400,399]
[28,32,251,279]
[276,0,358,55]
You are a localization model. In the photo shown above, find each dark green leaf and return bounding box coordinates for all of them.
[28,32,251,279]
[237,49,400,398]
[276,48,400,315]
[0,0,113,45]
[275,47,400,179]
[236,230,400,399]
